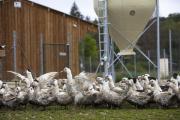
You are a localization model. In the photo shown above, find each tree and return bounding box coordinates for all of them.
[79,33,98,71]
[79,14,84,20]
[93,19,98,25]
[85,16,91,22]
[137,13,180,72]
[70,2,83,19]
[80,34,98,60]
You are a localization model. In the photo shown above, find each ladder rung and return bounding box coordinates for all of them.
[98,8,105,10]
[99,33,108,35]
[98,17,107,19]
[98,0,105,2]
[99,24,104,27]
[98,23,111,27]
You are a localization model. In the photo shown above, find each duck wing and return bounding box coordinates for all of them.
[36,72,59,88]
[37,72,59,82]
[7,71,26,80]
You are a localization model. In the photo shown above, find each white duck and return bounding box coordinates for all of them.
[63,67,75,85]
[29,80,55,110]
[63,68,101,105]
[125,79,153,108]
[150,80,178,108]
[99,77,127,107]
[105,75,123,94]
[117,77,129,90]
[143,74,150,86]
[36,72,59,89]
[74,71,95,92]
[26,70,34,85]
[171,73,180,85]
[135,78,143,91]
[15,86,29,107]
[167,80,180,102]
[51,80,73,106]
[1,83,19,109]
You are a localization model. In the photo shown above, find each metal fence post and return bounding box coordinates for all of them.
[40,33,44,75]
[13,31,17,72]
[134,54,137,76]
[148,50,151,74]
[169,29,172,75]
[66,43,70,68]
[156,0,161,80]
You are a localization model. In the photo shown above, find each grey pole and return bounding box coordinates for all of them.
[66,43,70,68]
[109,40,116,81]
[148,50,151,74]
[163,49,166,58]
[134,55,137,76]
[40,33,44,75]
[111,41,115,81]
[104,0,109,76]
[163,49,166,78]
[169,29,172,75]
[156,0,161,80]
[13,31,17,72]
[89,56,92,72]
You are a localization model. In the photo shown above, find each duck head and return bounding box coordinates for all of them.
[173,73,178,79]
[132,78,137,84]
[62,67,71,73]
[125,79,134,86]
[149,79,155,85]
[1,82,8,89]
[96,77,103,84]
[15,86,21,93]
[105,75,113,81]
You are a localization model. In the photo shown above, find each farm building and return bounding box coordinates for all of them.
[0,0,98,80]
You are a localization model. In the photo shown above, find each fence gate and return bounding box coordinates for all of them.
[43,43,69,75]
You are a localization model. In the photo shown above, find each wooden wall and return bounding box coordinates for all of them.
[0,0,97,79]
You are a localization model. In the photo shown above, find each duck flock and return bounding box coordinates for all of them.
[0,67,180,110]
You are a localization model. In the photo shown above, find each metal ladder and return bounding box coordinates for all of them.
[97,0,108,63]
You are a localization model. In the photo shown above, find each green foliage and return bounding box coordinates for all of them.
[161,13,180,71]
[80,34,98,61]
[169,13,180,22]
[161,18,176,30]
[161,14,180,31]
[137,13,180,73]
[115,71,128,82]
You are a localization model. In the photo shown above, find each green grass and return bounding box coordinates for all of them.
[0,105,180,120]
